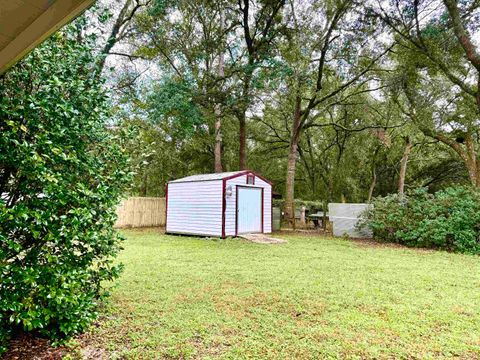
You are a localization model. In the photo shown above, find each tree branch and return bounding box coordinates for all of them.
[443,0,480,71]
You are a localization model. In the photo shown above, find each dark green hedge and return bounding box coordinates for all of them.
[0,27,131,352]
[359,187,480,254]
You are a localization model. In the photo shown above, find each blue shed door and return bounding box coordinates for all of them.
[237,187,262,234]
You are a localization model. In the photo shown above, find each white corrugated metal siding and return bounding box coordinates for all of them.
[225,175,272,236]
[166,180,223,236]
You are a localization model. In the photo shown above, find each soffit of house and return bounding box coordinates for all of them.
[0,0,95,74]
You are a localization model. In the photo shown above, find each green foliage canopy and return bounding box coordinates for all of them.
[148,77,204,138]
[359,187,480,254]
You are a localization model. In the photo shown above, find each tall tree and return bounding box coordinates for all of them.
[235,0,287,169]
[377,0,480,186]
[130,0,234,172]
[280,0,392,223]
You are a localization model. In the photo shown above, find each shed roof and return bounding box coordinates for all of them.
[169,170,273,185]
[170,171,246,183]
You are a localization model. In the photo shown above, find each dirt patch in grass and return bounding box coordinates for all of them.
[75,333,110,360]
[72,310,137,359]
[2,333,67,360]
[187,333,230,359]
[238,233,287,244]
[79,346,107,360]
[274,229,330,237]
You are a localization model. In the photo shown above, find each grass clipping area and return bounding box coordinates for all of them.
[80,229,480,359]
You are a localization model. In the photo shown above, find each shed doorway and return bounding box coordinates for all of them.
[237,186,263,234]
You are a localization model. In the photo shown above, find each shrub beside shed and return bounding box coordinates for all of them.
[166,171,272,238]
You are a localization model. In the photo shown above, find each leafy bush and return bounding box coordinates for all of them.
[359,187,480,254]
[0,27,131,351]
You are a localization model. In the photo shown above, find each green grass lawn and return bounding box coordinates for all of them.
[81,229,480,359]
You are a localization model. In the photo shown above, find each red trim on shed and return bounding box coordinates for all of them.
[251,171,273,186]
[165,183,169,230]
[271,190,273,233]
[261,187,264,233]
[235,185,239,236]
[222,170,273,186]
[221,179,226,238]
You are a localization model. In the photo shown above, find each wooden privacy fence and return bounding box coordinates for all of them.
[115,197,166,228]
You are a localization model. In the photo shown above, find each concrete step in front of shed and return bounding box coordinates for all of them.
[238,233,287,244]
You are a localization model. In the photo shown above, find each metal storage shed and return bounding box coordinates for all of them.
[166,171,272,238]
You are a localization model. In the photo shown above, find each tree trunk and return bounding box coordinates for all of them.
[237,65,253,170]
[464,133,480,187]
[477,76,480,114]
[214,10,225,173]
[238,90,250,170]
[322,200,328,231]
[367,146,380,202]
[239,113,247,170]
[398,138,413,195]
[214,109,223,173]
[432,132,479,187]
[367,167,376,202]
[284,95,302,228]
[285,140,299,229]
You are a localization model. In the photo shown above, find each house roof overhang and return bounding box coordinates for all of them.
[0,0,96,75]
